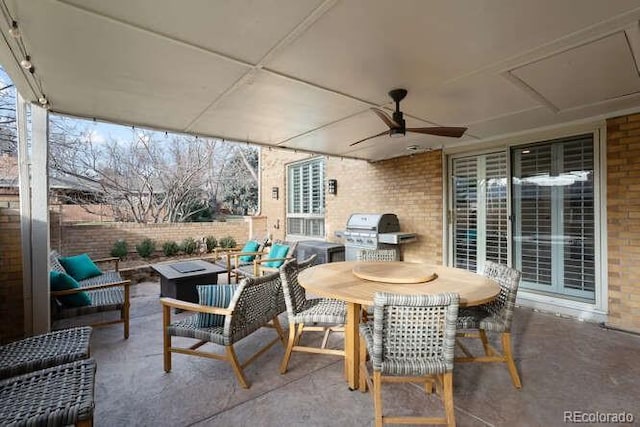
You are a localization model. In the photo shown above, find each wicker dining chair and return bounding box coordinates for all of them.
[356,248,398,262]
[0,326,92,380]
[161,271,286,389]
[279,255,347,374]
[356,249,398,321]
[455,261,523,388]
[359,292,459,427]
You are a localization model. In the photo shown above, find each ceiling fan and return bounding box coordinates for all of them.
[349,88,467,146]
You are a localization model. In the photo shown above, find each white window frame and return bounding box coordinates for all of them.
[286,157,325,239]
[443,121,607,322]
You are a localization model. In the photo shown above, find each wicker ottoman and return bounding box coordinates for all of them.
[0,359,96,426]
[0,327,92,380]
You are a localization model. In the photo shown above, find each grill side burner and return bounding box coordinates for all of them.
[336,213,417,260]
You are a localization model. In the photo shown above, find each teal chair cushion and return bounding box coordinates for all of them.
[50,271,92,307]
[59,253,102,281]
[238,240,261,262]
[196,284,238,328]
[262,244,290,268]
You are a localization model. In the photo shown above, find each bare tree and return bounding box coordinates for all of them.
[48,116,259,222]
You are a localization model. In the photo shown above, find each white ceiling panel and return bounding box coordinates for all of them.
[267,0,640,103]
[403,73,540,125]
[511,32,640,110]
[14,1,250,130]
[281,110,384,153]
[59,0,325,64]
[191,71,370,143]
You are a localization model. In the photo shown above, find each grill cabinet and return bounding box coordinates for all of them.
[295,240,345,264]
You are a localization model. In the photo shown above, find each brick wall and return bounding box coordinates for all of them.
[0,208,24,344]
[260,149,443,263]
[607,113,640,333]
[52,218,260,259]
[260,148,310,242]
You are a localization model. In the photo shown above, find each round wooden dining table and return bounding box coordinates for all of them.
[298,261,501,390]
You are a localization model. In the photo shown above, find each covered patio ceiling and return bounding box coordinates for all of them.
[1,1,640,162]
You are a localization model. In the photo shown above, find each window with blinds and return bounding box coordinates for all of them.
[451,152,508,272]
[512,134,595,301]
[287,158,325,238]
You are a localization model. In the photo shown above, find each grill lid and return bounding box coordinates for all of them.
[345,213,400,233]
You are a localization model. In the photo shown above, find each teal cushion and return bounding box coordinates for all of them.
[196,284,238,328]
[59,253,102,281]
[238,240,260,262]
[50,271,92,307]
[263,244,290,268]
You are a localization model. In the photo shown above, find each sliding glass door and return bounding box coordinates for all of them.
[512,135,595,301]
[449,133,597,303]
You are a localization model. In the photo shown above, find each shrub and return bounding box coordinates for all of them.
[205,235,217,252]
[110,239,128,259]
[181,237,198,255]
[136,238,156,259]
[162,241,180,257]
[218,236,236,248]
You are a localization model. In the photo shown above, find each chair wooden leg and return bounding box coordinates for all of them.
[226,346,249,389]
[271,316,286,346]
[123,285,130,339]
[359,336,368,392]
[280,324,297,374]
[424,378,434,394]
[162,305,171,373]
[373,371,383,427]
[442,372,456,427]
[76,417,93,427]
[502,332,522,389]
[479,329,491,356]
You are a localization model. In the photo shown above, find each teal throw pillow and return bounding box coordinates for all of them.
[50,271,92,307]
[238,240,261,263]
[196,284,238,328]
[59,253,102,281]
[263,244,290,268]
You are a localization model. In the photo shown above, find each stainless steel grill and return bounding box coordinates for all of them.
[335,213,417,260]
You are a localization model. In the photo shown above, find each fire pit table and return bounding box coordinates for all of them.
[152,260,226,304]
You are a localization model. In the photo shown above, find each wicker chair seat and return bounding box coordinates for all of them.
[291,298,347,324]
[0,327,92,380]
[167,316,226,346]
[54,272,125,319]
[0,359,96,427]
[457,306,510,332]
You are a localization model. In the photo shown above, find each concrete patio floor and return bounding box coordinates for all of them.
[64,280,640,427]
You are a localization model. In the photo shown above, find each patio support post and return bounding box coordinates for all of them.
[17,94,50,335]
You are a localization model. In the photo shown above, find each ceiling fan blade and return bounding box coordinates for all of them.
[349,130,389,147]
[371,108,399,129]
[406,127,468,138]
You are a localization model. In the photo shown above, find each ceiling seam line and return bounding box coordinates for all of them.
[500,71,560,113]
[254,0,339,67]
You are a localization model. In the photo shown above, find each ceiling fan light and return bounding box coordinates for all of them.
[389,128,405,138]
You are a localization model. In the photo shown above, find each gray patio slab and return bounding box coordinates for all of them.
[85,280,640,427]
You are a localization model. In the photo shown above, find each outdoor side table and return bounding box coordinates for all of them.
[0,358,96,427]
